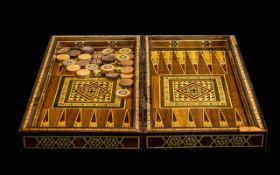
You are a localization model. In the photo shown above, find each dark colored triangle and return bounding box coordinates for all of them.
[212,53,225,74]
[156,110,162,122]
[172,111,177,122]
[76,112,81,122]
[236,111,242,122]
[181,64,185,71]
[208,65,213,73]
[172,52,184,74]
[198,54,211,74]
[213,51,228,73]
[185,53,197,74]
[204,111,210,122]
[59,110,66,122]
[124,111,129,123]
[188,110,193,122]
[108,111,113,123]
[43,110,49,123]
[220,111,226,122]
[91,112,96,123]
[222,64,227,73]
[193,64,198,73]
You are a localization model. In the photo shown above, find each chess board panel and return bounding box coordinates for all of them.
[145,35,267,150]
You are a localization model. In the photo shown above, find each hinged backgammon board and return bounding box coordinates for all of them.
[19,36,141,150]
[19,35,267,150]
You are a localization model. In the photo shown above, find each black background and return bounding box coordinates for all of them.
[3,2,279,173]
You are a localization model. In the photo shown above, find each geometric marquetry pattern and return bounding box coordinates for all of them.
[147,135,264,148]
[161,75,232,108]
[71,81,113,102]
[54,77,123,108]
[173,80,215,101]
[24,136,139,149]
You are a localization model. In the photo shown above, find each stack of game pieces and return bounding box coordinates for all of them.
[55,46,135,99]
[115,48,134,98]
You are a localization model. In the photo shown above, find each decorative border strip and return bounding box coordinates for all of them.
[23,136,140,149]
[229,36,264,129]
[146,36,152,130]
[21,37,56,129]
[146,134,264,149]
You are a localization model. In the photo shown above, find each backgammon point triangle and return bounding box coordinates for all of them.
[57,109,66,127]
[40,109,49,127]
[89,110,97,127]
[155,110,164,128]
[171,111,180,127]
[203,110,213,127]
[73,109,82,127]
[219,110,229,127]
[106,110,114,127]
[122,110,130,128]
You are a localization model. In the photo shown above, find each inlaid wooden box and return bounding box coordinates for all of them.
[19,35,267,150]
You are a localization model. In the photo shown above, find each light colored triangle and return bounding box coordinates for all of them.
[235,109,245,127]
[57,109,66,127]
[106,110,114,127]
[175,51,186,71]
[151,51,159,72]
[158,51,171,74]
[162,51,172,72]
[187,51,199,73]
[203,110,213,127]
[171,110,180,127]
[214,51,226,64]
[162,51,172,64]
[40,109,49,127]
[151,51,160,64]
[219,110,229,127]
[214,50,227,73]
[89,110,97,127]
[73,109,82,127]
[188,110,196,127]
[200,50,213,73]
[154,110,164,128]
[122,110,130,128]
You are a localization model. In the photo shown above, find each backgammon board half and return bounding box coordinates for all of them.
[19,35,267,150]
[19,36,141,150]
[145,35,267,150]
